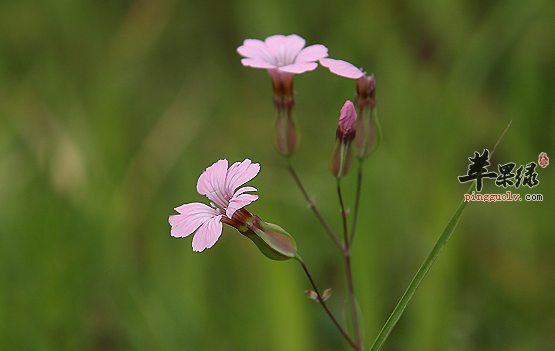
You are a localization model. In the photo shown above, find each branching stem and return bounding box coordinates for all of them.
[296,256,357,350]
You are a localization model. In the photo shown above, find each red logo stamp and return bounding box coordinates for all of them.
[539,152,549,168]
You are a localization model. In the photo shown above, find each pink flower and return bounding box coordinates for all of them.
[237,34,328,74]
[319,58,365,79]
[169,159,260,252]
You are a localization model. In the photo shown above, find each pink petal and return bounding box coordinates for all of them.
[279,62,319,74]
[169,202,220,238]
[225,159,260,193]
[226,186,259,217]
[237,38,269,59]
[191,214,223,252]
[295,44,328,63]
[320,58,364,79]
[197,159,230,209]
[281,34,307,48]
[226,193,259,218]
[233,186,257,195]
[240,58,277,69]
[237,39,278,68]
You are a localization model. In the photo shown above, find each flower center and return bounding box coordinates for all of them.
[272,47,298,67]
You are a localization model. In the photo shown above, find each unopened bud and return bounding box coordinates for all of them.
[355,74,376,110]
[337,100,357,136]
[242,217,297,260]
[354,75,380,158]
[330,101,357,178]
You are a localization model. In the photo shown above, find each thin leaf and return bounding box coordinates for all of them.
[368,120,512,351]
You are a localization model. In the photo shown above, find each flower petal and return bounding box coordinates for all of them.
[169,202,220,238]
[240,58,277,69]
[225,159,260,194]
[279,62,319,74]
[320,58,364,79]
[295,44,328,63]
[191,214,223,252]
[233,186,257,195]
[226,186,258,217]
[197,159,229,208]
[237,38,269,59]
[226,193,259,218]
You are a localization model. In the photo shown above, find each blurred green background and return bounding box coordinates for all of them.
[1,0,554,350]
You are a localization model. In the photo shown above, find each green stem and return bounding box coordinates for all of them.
[296,256,357,350]
[286,160,345,251]
[337,179,362,349]
[337,179,349,247]
[344,254,362,350]
[349,162,363,247]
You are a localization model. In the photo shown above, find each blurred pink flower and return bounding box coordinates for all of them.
[169,159,260,252]
[237,34,328,74]
[319,58,365,79]
[338,100,357,134]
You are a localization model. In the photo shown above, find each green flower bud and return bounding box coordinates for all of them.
[243,219,297,261]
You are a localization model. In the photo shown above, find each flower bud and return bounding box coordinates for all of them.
[354,75,381,159]
[355,74,376,110]
[354,109,381,159]
[330,101,357,178]
[243,216,298,260]
[337,100,357,136]
[225,209,297,260]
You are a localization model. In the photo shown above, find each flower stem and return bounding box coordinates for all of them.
[338,178,363,350]
[344,254,362,350]
[286,160,345,251]
[295,255,357,350]
[336,179,349,246]
[349,161,363,247]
